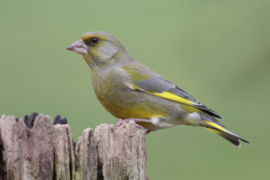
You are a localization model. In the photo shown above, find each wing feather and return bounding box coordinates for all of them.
[127,75,222,119]
[121,64,222,119]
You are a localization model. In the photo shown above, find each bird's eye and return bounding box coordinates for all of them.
[91,37,99,43]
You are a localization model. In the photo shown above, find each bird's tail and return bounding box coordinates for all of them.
[202,119,251,147]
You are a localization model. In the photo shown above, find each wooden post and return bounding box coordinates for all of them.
[0,114,149,180]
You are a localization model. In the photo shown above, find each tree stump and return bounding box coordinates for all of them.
[0,114,149,180]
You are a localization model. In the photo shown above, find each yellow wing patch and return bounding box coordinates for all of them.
[144,91,195,106]
[124,82,195,106]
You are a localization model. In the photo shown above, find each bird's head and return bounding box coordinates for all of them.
[66,31,128,67]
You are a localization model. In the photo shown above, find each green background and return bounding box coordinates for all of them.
[1,1,269,179]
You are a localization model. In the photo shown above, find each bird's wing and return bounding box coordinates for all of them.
[122,65,222,119]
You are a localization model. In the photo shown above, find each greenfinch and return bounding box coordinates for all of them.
[66,31,250,147]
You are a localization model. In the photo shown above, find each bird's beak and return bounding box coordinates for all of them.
[66,39,88,55]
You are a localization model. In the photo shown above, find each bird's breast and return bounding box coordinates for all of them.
[91,68,164,119]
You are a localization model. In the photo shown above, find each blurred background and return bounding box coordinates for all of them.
[1,1,269,179]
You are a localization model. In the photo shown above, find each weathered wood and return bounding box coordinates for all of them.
[0,114,54,180]
[95,122,148,180]
[74,128,97,180]
[0,114,149,180]
[53,124,75,180]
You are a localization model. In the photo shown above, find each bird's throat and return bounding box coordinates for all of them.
[83,54,95,68]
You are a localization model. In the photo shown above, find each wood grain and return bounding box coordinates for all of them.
[0,114,149,180]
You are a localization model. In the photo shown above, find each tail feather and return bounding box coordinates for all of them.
[203,120,251,147]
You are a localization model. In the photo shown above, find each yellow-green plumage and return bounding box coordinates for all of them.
[66,31,251,147]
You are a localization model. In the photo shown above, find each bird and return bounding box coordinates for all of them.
[66,31,251,147]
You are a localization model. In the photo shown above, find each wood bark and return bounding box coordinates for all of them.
[0,114,149,180]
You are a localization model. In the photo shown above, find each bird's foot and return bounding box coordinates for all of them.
[114,118,154,134]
